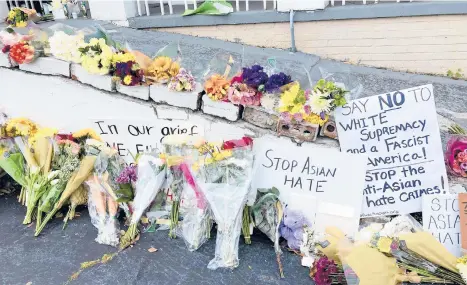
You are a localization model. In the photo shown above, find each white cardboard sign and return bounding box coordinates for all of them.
[423,194,461,257]
[251,136,367,236]
[91,119,204,162]
[335,84,449,217]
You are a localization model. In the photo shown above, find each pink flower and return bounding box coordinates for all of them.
[293,113,303,122]
[281,112,292,123]
[458,151,467,163]
[227,87,242,104]
[446,136,467,177]
[304,105,311,115]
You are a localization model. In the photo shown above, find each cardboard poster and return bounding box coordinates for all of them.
[335,84,449,217]
[251,136,367,236]
[459,193,467,254]
[423,194,460,257]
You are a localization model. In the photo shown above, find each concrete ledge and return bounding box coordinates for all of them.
[116,83,150,100]
[150,84,201,110]
[0,53,17,68]
[71,63,115,92]
[201,96,242,122]
[129,2,467,29]
[20,57,70,77]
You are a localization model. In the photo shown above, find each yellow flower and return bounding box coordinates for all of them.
[169,61,180,77]
[29,127,58,145]
[147,57,180,83]
[302,112,328,126]
[72,128,102,141]
[278,83,306,114]
[111,52,135,65]
[205,150,232,164]
[8,10,15,19]
[458,256,467,265]
[376,237,393,254]
[123,75,133,85]
[5,117,37,137]
[16,21,27,28]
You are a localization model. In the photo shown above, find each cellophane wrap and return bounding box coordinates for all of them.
[196,146,254,269]
[178,162,212,251]
[85,175,120,247]
[130,154,166,225]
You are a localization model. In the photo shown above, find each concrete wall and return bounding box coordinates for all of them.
[157,15,467,76]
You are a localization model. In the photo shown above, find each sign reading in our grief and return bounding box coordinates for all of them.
[251,136,367,236]
[423,195,460,257]
[91,119,204,161]
[335,84,449,217]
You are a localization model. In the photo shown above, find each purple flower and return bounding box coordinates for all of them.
[320,111,326,120]
[304,105,311,115]
[293,113,303,122]
[242,65,268,88]
[280,112,292,123]
[115,165,137,184]
[264,72,292,93]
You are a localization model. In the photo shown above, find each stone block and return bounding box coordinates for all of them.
[71,63,115,92]
[155,105,189,120]
[242,106,279,132]
[150,84,201,111]
[116,83,150,100]
[277,119,319,142]
[0,52,16,68]
[201,95,242,122]
[19,57,70,77]
[319,118,338,140]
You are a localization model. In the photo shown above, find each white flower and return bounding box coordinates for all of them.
[260,94,279,111]
[355,223,383,244]
[308,90,332,115]
[50,179,59,186]
[457,263,467,283]
[47,170,60,180]
[380,216,418,238]
[30,166,40,175]
[49,31,84,63]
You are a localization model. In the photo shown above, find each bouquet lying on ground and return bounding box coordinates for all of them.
[0,28,34,54]
[5,8,33,28]
[195,137,254,269]
[120,154,166,250]
[226,65,269,106]
[49,31,84,63]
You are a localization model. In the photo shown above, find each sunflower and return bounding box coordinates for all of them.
[72,128,102,141]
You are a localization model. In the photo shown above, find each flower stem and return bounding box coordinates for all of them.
[35,206,59,237]
[276,253,285,278]
[169,201,180,239]
[242,206,251,245]
[119,223,139,250]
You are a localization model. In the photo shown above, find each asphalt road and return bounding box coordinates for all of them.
[0,192,313,285]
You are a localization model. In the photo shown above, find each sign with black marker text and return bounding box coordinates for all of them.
[335,84,449,217]
[423,194,460,257]
[251,136,367,236]
[91,119,204,162]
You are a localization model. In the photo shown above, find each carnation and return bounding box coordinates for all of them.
[49,31,84,63]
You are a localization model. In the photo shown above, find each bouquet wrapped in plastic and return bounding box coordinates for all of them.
[0,28,33,54]
[203,52,242,102]
[195,137,254,269]
[146,43,181,84]
[48,25,85,63]
[111,50,145,87]
[120,154,166,250]
[178,147,212,251]
[5,8,39,28]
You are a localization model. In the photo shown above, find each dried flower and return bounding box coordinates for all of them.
[204,74,230,101]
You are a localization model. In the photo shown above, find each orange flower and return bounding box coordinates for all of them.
[204,74,230,101]
[9,42,35,64]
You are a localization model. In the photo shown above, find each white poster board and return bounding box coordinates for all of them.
[335,84,449,217]
[423,194,461,257]
[91,119,204,162]
[251,136,367,236]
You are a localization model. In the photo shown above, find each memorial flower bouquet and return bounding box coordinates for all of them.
[9,41,35,64]
[120,154,166,250]
[203,53,241,102]
[114,164,137,202]
[226,65,268,106]
[446,135,467,177]
[457,256,467,284]
[0,28,33,54]
[261,72,293,111]
[168,68,196,92]
[112,51,144,86]
[78,38,114,75]
[35,138,96,236]
[195,137,254,269]
[34,137,81,233]
[312,256,347,285]
[48,31,84,63]
[204,74,230,101]
[5,8,29,28]
[146,56,180,84]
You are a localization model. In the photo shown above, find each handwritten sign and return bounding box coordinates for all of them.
[423,194,460,257]
[335,84,449,217]
[91,119,204,162]
[251,136,367,236]
[459,193,467,254]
